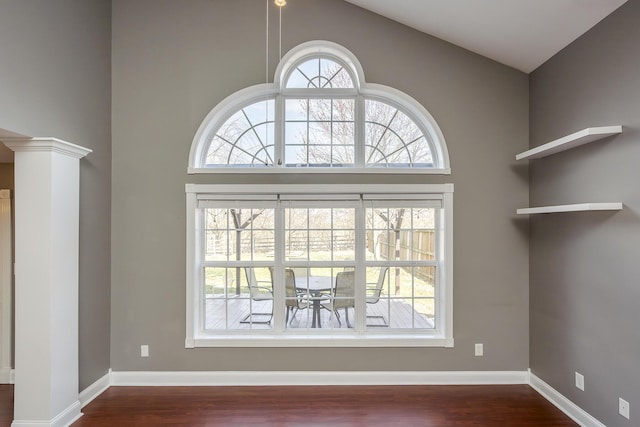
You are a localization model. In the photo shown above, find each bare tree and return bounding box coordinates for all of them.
[219,209,265,295]
[371,208,405,295]
[293,64,432,167]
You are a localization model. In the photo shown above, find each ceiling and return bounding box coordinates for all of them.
[344,0,628,73]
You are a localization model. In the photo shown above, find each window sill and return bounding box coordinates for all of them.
[188,167,452,175]
[187,334,454,348]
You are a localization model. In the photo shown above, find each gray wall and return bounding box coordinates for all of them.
[111,0,529,371]
[529,1,640,425]
[0,0,112,389]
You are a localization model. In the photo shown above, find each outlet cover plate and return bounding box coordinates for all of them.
[619,398,630,419]
[575,372,584,391]
[474,343,483,356]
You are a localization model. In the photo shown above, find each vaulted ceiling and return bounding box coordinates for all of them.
[344,0,628,73]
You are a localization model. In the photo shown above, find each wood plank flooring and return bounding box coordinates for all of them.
[69,385,578,426]
[0,385,12,427]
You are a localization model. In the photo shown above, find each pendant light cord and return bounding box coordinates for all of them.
[279,6,282,61]
[266,0,269,86]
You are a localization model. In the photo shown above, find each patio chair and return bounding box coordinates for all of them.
[322,270,355,328]
[282,268,310,324]
[239,267,273,324]
[366,267,389,327]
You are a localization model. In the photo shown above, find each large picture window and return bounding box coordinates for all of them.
[186,41,453,347]
[186,184,453,347]
[188,41,450,174]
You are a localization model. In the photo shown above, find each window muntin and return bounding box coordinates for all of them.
[285,58,355,89]
[205,99,275,167]
[203,96,432,168]
[284,98,355,167]
[365,99,433,168]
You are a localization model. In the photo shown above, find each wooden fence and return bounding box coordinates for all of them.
[367,230,436,282]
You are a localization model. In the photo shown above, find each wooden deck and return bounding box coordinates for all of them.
[205,297,434,330]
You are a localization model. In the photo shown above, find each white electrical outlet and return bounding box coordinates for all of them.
[575,372,584,391]
[474,343,483,356]
[141,345,149,358]
[619,398,630,419]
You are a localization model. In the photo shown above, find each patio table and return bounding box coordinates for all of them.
[295,276,333,328]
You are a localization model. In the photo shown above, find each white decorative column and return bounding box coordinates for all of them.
[2,138,91,427]
[0,189,12,383]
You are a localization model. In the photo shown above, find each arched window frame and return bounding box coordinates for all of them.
[188,40,450,174]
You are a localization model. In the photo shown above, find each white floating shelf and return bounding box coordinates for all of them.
[516,125,622,161]
[517,203,623,215]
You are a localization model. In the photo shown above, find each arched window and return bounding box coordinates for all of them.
[189,41,450,173]
[186,41,454,347]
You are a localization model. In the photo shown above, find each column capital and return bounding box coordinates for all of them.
[1,137,91,159]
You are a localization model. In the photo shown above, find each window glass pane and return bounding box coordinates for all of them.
[280,267,352,330]
[204,267,273,331]
[206,208,274,261]
[308,122,332,146]
[282,205,356,329]
[332,98,354,122]
[365,99,433,168]
[365,204,437,331]
[308,99,332,120]
[285,99,355,167]
[204,208,274,259]
[411,208,435,261]
[284,145,307,167]
[296,59,321,88]
[205,209,228,261]
[285,99,308,121]
[286,69,310,89]
[363,266,436,330]
[365,207,436,262]
[333,208,354,229]
[285,58,354,89]
[366,208,410,261]
[285,207,356,262]
[205,100,275,167]
[333,230,355,261]
[309,230,330,261]
[388,110,422,144]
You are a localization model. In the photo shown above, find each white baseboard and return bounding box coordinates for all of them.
[79,369,111,408]
[69,368,606,427]
[110,370,529,387]
[11,399,82,427]
[529,370,606,427]
[0,367,13,384]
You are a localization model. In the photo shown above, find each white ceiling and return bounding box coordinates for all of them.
[344,0,628,73]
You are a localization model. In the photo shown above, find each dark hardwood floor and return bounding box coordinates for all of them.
[67,385,577,427]
[0,385,12,427]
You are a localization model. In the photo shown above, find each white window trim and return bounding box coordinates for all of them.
[185,183,454,348]
[188,40,451,174]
